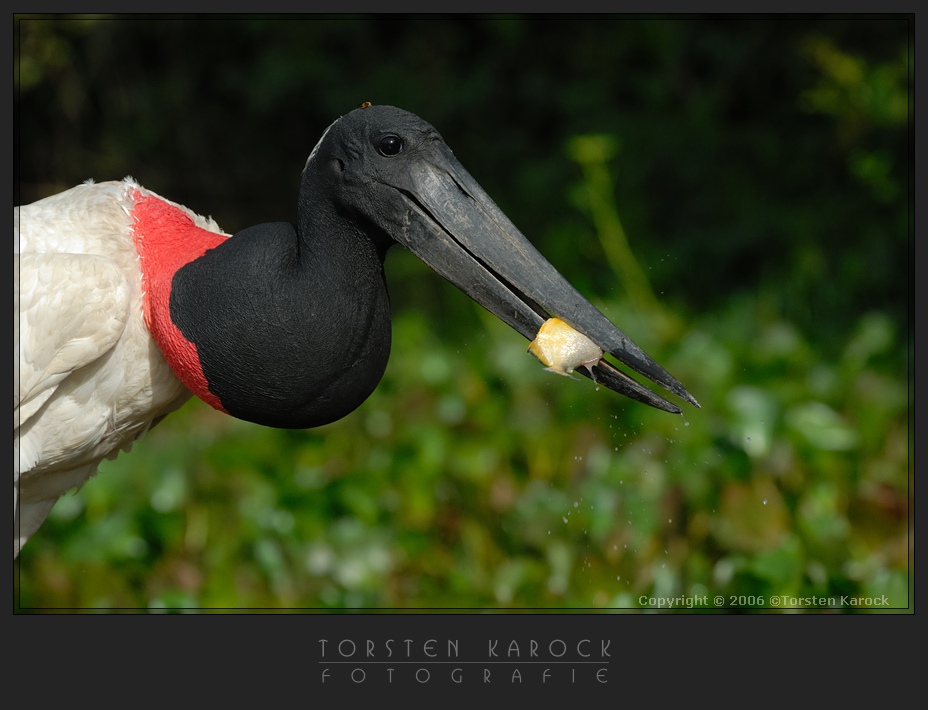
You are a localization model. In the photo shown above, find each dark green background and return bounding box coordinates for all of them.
[15,15,911,611]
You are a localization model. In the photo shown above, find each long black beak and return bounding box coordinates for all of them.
[392,147,699,414]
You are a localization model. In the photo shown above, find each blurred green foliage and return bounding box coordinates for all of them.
[14,15,911,612]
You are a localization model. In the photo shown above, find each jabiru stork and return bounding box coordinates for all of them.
[14,104,698,557]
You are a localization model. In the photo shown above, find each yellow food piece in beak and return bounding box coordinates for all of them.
[528,317,604,378]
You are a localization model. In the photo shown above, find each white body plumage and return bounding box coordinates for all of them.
[14,178,225,557]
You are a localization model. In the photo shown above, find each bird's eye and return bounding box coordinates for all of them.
[377,134,404,157]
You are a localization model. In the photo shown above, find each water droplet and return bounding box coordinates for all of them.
[562,517,568,524]
[763,498,768,505]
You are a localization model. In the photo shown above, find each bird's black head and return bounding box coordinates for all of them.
[304,104,444,174]
[298,105,462,252]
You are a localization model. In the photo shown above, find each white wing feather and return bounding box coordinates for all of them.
[14,179,216,555]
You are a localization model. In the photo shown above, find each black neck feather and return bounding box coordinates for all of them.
[169,213,392,428]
